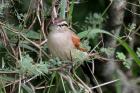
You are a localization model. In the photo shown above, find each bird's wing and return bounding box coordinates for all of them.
[71,34,80,48]
[71,33,86,51]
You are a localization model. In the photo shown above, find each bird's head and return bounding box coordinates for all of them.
[49,18,68,32]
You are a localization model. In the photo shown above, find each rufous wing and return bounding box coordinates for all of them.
[71,34,86,51]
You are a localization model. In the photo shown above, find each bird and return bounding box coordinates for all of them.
[47,19,88,61]
[47,19,95,93]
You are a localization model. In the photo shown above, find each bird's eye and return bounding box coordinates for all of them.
[58,23,68,27]
[62,23,68,26]
[58,25,62,27]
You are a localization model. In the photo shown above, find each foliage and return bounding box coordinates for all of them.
[116,52,131,69]
[19,54,48,76]
[136,48,140,58]
[0,0,140,93]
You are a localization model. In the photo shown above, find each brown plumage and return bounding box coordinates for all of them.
[47,20,87,61]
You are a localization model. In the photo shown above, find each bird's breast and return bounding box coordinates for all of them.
[47,31,75,60]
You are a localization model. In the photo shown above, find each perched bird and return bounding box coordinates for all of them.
[47,19,95,93]
[47,19,88,61]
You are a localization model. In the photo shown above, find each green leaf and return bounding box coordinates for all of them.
[20,43,38,53]
[71,49,89,63]
[136,48,140,58]
[0,76,15,82]
[34,62,48,75]
[25,30,40,39]
[20,55,33,69]
[118,39,140,66]
[100,47,114,56]
[0,42,4,48]
[19,54,48,76]
[21,84,33,93]
[78,28,112,39]
[116,52,131,69]
[116,52,126,61]
[20,54,33,74]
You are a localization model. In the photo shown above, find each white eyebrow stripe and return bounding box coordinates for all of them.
[56,21,68,26]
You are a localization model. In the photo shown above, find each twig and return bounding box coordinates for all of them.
[0,71,18,74]
[28,82,36,93]
[0,27,18,63]
[85,61,103,93]
[40,39,48,46]
[90,79,120,89]
[18,75,22,93]
[88,53,119,62]
[73,72,92,93]
[0,21,50,58]
[51,0,58,22]
[35,85,55,90]
[89,41,102,54]
[23,75,37,84]
[60,73,77,93]
[4,77,26,87]
[28,17,37,30]
[126,1,140,8]
[125,7,140,16]
[60,74,67,93]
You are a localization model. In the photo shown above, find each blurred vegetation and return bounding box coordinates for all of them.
[0,0,140,93]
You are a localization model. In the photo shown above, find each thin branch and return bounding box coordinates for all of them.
[125,7,140,16]
[35,85,55,90]
[90,79,120,89]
